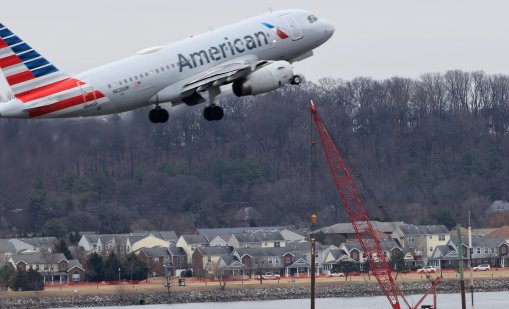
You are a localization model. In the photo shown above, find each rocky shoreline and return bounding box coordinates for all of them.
[1,280,509,308]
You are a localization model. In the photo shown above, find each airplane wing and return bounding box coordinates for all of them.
[178,55,260,101]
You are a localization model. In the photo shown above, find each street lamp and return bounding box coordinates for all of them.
[118,268,121,285]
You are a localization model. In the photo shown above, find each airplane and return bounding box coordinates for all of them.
[0,9,334,123]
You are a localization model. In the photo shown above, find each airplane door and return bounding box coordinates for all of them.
[281,14,303,41]
[78,82,97,108]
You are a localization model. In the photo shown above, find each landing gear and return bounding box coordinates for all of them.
[149,107,169,123]
[290,74,302,85]
[203,105,224,121]
[203,86,224,121]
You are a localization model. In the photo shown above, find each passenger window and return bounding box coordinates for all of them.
[123,79,128,83]
[108,84,112,89]
[129,77,133,82]
[145,72,149,77]
[166,65,170,70]
[156,69,159,73]
[119,81,123,85]
[171,64,175,68]
[134,76,138,80]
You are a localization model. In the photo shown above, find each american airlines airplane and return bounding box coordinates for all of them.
[0,9,334,123]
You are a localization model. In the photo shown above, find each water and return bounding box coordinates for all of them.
[63,291,509,308]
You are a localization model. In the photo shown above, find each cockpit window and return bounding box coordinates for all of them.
[308,15,318,23]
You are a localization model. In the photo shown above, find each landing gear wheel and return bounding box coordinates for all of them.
[203,105,224,121]
[149,107,169,123]
[290,75,302,85]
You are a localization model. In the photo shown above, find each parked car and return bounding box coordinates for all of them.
[473,264,491,271]
[326,272,345,277]
[416,266,437,273]
[255,272,281,280]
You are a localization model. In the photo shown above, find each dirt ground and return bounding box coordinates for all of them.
[1,268,508,299]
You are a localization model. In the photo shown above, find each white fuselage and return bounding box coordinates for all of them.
[0,9,334,119]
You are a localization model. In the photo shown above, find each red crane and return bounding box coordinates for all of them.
[310,100,440,309]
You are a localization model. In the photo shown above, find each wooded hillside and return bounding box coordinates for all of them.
[1,70,509,237]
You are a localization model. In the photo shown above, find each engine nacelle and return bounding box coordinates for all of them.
[232,61,294,97]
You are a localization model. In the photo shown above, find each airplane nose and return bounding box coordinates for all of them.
[322,19,335,37]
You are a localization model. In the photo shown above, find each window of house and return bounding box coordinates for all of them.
[274,241,281,248]
[439,234,445,241]
[484,248,488,254]
[491,248,495,254]
[264,242,268,246]
[409,236,415,242]
[72,271,80,282]
[207,256,211,262]
[429,246,433,252]
[476,248,481,254]
[429,235,432,239]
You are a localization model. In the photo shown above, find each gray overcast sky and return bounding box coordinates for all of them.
[3,0,509,81]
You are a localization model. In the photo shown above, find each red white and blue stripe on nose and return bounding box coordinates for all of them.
[0,22,106,118]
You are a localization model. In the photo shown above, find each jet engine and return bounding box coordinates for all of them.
[232,61,294,97]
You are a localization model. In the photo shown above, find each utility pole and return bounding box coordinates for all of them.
[468,211,474,309]
[457,224,466,309]
[310,214,317,309]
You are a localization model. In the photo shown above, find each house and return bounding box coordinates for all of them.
[285,241,337,274]
[191,246,233,277]
[339,239,402,264]
[168,247,188,276]
[67,259,86,283]
[486,200,509,214]
[452,236,508,268]
[175,234,209,263]
[322,248,352,273]
[392,224,450,261]
[0,237,58,261]
[8,253,85,284]
[232,247,287,277]
[234,207,263,226]
[215,255,246,278]
[78,231,177,256]
[137,247,171,277]
[228,231,285,248]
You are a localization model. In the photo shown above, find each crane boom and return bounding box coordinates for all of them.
[310,100,441,309]
[309,100,403,308]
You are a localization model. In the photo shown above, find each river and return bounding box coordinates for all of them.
[62,291,509,308]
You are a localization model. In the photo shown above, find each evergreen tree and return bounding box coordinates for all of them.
[103,252,121,281]
[9,269,44,291]
[54,239,73,260]
[123,253,149,281]
[86,252,104,282]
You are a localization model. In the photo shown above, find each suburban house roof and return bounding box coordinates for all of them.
[17,237,58,247]
[232,231,284,243]
[325,248,349,262]
[486,200,509,213]
[67,259,85,271]
[196,246,232,256]
[486,226,509,240]
[180,234,209,245]
[139,247,171,258]
[450,236,506,248]
[10,253,66,265]
[234,207,263,221]
[168,247,187,256]
[342,239,400,252]
[398,224,449,235]
[315,221,404,234]
[197,226,288,235]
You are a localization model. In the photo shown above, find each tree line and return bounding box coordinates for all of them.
[1,70,509,237]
